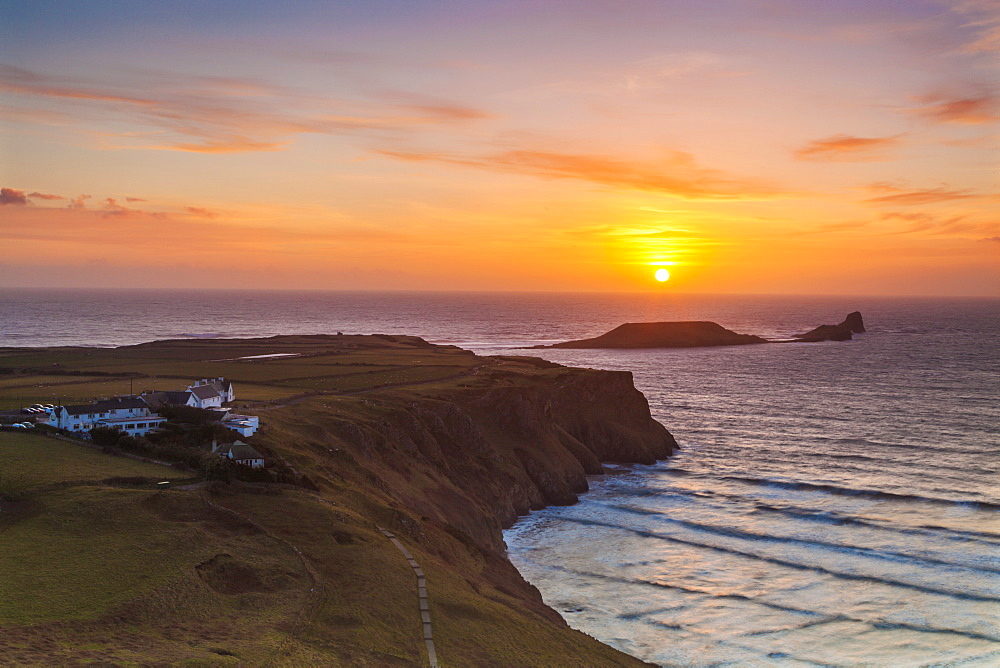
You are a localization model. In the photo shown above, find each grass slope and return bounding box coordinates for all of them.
[0,337,652,666]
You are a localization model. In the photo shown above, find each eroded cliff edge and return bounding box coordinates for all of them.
[264,355,678,554]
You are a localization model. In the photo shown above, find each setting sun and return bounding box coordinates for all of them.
[655,268,670,282]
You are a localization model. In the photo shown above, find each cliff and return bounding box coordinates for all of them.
[544,320,767,349]
[263,360,677,553]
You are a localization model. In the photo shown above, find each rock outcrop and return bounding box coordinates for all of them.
[793,311,866,342]
[543,321,767,349]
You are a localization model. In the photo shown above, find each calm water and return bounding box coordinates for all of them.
[3,289,998,666]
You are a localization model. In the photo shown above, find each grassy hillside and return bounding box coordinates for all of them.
[0,337,664,666]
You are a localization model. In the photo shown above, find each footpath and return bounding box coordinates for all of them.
[378,527,439,667]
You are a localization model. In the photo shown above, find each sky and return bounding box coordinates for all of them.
[1,0,997,295]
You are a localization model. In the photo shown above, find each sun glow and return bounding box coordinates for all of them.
[655,268,670,282]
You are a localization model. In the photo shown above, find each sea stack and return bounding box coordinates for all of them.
[793,311,866,342]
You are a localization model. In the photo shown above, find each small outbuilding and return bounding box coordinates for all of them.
[215,440,266,468]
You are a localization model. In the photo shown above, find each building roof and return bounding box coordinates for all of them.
[208,378,232,393]
[218,440,265,462]
[95,397,147,411]
[61,404,103,416]
[141,391,192,409]
[189,385,221,401]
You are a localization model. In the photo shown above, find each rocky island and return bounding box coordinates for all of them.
[544,321,767,349]
[543,312,865,349]
[0,335,672,665]
[793,311,866,342]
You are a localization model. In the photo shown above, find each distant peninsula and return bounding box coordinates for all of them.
[541,311,865,349]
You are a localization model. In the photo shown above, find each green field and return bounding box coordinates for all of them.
[0,432,183,492]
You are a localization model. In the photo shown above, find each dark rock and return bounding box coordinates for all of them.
[544,321,767,349]
[793,311,866,342]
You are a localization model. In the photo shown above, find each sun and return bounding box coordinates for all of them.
[654,268,670,282]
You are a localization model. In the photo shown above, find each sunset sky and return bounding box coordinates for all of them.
[2,0,997,295]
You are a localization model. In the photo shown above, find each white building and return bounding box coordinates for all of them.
[188,378,235,405]
[222,414,259,437]
[52,397,166,437]
[187,385,223,409]
[215,440,265,468]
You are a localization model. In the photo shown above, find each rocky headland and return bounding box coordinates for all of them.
[792,311,866,342]
[543,312,865,349]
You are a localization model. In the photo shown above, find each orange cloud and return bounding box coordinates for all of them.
[794,134,901,161]
[909,91,998,124]
[380,148,781,200]
[863,183,980,205]
[1,65,493,154]
[27,191,64,200]
[68,195,91,210]
[0,188,28,205]
[185,207,218,218]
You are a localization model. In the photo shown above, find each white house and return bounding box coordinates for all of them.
[188,378,235,405]
[187,384,223,409]
[52,397,166,437]
[215,440,265,468]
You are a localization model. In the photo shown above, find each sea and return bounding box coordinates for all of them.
[2,288,998,666]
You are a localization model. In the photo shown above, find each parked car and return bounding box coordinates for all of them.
[11,423,29,429]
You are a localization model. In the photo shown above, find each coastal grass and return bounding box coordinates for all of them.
[0,432,183,491]
[0,374,118,388]
[0,486,211,624]
[0,335,652,665]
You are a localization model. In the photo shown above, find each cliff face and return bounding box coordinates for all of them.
[266,362,676,554]
[546,321,767,348]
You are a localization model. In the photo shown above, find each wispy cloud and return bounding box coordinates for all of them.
[0,65,493,154]
[794,134,902,161]
[878,210,999,238]
[863,183,981,205]
[949,0,1000,56]
[68,195,91,210]
[27,191,65,200]
[909,90,998,124]
[380,147,782,200]
[185,207,218,219]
